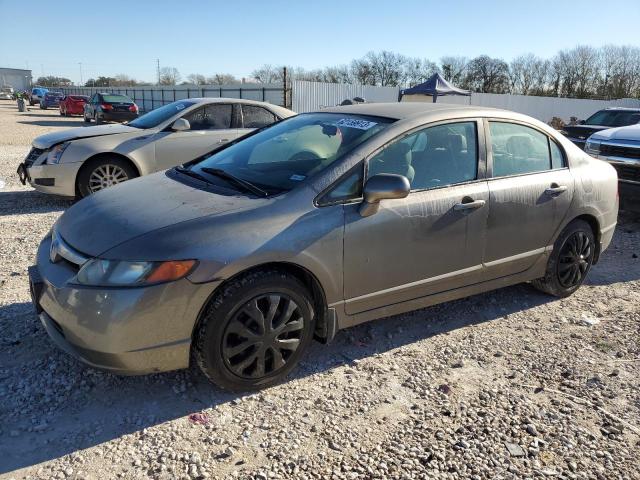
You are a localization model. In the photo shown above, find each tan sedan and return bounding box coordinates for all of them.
[17,98,295,197]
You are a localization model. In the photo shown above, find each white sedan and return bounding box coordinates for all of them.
[18,98,295,197]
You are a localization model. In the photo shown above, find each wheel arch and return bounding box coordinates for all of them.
[75,152,142,196]
[191,261,331,347]
[569,213,602,264]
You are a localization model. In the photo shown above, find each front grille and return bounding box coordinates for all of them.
[601,144,640,160]
[612,164,640,183]
[25,147,45,167]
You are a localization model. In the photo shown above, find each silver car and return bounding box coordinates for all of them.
[17,98,295,197]
[29,103,619,391]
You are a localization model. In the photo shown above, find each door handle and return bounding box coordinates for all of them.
[545,184,568,195]
[453,199,486,211]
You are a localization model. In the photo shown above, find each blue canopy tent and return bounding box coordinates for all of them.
[399,72,470,102]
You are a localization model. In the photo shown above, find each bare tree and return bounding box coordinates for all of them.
[207,74,240,85]
[252,65,285,83]
[112,74,138,86]
[464,55,510,93]
[440,56,468,85]
[404,58,439,86]
[159,67,181,86]
[186,73,207,85]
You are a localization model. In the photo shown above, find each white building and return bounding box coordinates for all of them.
[0,67,33,91]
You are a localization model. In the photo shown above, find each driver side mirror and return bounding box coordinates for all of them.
[359,174,410,217]
[171,118,191,132]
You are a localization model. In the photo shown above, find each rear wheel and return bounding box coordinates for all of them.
[76,156,138,197]
[531,219,595,297]
[194,270,315,391]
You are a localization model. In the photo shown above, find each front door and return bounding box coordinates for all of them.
[153,103,238,171]
[343,120,489,315]
[482,120,574,278]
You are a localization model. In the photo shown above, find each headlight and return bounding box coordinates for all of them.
[585,139,601,155]
[46,142,70,164]
[75,259,197,286]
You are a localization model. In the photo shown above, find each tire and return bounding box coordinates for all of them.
[59,108,65,116]
[29,100,34,106]
[83,111,90,123]
[194,270,316,391]
[531,219,596,298]
[76,156,138,197]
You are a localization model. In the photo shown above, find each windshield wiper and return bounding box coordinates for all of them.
[200,167,268,197]
[174,165,215,184]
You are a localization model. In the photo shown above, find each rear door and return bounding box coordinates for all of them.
[482,120,574,278]
[153,103,235,171]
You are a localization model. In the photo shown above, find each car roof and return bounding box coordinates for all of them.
[182,97,295,116]
[319,102,508,120]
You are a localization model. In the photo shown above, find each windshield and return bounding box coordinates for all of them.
[102,94,133,103]
[584,110,640,127]
[128,100,197,129]
[188,113,393,193]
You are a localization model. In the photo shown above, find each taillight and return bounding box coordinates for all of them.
[101,103,113,110]
[129,104,138,113]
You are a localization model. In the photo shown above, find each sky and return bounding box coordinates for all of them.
[1,0,639,84]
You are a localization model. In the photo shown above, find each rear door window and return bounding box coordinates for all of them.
[242,105,277,128]
[489,122,552,177]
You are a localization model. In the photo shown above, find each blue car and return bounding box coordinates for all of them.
[28,87,48,105]
[40,91,64,109]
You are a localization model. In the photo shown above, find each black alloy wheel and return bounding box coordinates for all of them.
[221,294,305,379]
[194,270,315,391]
[557,231,593,288]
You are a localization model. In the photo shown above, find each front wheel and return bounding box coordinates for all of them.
[76,157,138,197]
[194,270,316,391]
[531,219,595,297]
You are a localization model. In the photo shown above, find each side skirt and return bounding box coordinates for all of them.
[335,253,549,330]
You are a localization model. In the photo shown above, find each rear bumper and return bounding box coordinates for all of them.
[100,111,138,122]
[30,234,217,375]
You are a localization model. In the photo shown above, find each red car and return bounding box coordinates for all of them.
[59,95,89,116]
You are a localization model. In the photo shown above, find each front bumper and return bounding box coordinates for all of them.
[30,234,217,374]
[18,160,82,197]
[595,155,640,211]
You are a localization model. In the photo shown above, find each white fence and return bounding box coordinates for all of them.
[431,92,640,123]
[292,80,398,113]
[60,84,284,112]
[291,80,640,123]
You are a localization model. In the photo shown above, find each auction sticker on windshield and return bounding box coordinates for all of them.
[336,118,377,130]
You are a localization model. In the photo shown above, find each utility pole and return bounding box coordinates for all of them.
[78,62,83,86]
[282,66,288,109]
[156,59,161,85]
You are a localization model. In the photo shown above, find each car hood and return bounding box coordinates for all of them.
[589,124,640,142]
[32,124,141,149]
[56,172,270,257]
[563,125,608,140]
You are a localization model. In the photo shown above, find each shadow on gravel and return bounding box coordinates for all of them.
[17,120,85,128]
[0,190,73,216]
[587,211,640,286]
[0,283,553,474]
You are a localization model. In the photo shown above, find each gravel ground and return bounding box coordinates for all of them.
[0,100,639,480]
